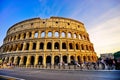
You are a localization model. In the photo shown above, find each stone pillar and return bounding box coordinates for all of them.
[36,41,40,50]
[8,56,12,63]
[13,56,18,65]
[60,54,63,63]
[34,55,39,66]
[29,42,33,50]
[67,54,70,63]
[43,54,46,67]
[32,31,35,38]
[26,55,31,66]
[44,40,46,51]
[75,54,77,61]
[20,33,24,40]
[52,41,54,51]
[20,56,24,65]
[51,54,54,65]
[60,40,62,51]
[22,42,26,51]
[26,32,29,39]
[38,31,41,38]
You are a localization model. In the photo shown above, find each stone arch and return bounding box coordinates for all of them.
[62,42,66,49]
[70,56,75,64]
[63,55,67,63]
[54,31,59,37]
[74,33,77,38]
[34,31,38,38]
[29,32,32,38]
[47,42,52,49]
[23,33,26,39]
[81,44,84,50]
[48,31,52,37]
[83,56,86,62]
[41,31,45,38]
[77,56,81,62]
[54,42,59,49]
[76,43,79,50]
[40,42,44,49]
[10,57,14,63]
[26,43,29,50]
[61,32,66,38]
[68,32,72,38]
[23,56,27,65]
[86,45,88,50]
[32,42,36,50]
[16,56,21,65]
[54,56,60,65]
[69,43,73,49]
[38,56,43,65]
[46,56,51,64]
[31,56,35,65]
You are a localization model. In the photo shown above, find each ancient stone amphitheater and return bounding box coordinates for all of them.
[0,17,97,68]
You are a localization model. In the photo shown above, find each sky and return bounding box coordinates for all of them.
[0,0,120,57]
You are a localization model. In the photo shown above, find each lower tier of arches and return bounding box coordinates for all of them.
[1,53,97,67]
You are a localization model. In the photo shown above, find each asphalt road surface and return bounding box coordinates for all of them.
[0,68,120,80]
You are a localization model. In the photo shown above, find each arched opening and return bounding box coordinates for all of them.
[54,31,59,37]
[48,32,52,37]
[86,45,88,50]
[61,32,65,38]
[88,56,90,61]
[81,44,84,50]
[46,56,51,64]
[40,42,44,49]
[54,56,60,65]
[29,32,32,38]
[79,34,82,39]
[34,32,38,38]
[41,31,45,38]
[77,56,80,63]
[76,43,79,50]
[47,42,52,49]
[18,34,20,39]
[11,57,14,63]
[23,33,26,39]
[69,43,73,49]
[83,56,86,62]
[26,43,29,50]
[17,57,21,65]
[23,56,27,65]
[63,55,67,63]
[19,44,23,51]
[2,57,5,62]
[31,56,35,65]
[70,56,75,64]
[68,32,72,38]
[38,56,43,65]
[54,42,59,49]
[32,43,36,50]
[74,33,77,38]
[62,42,66,49]
[6,57,9,63]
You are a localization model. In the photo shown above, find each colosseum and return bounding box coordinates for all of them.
[0,17,97,68]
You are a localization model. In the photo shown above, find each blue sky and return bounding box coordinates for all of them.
[0,0,120,56]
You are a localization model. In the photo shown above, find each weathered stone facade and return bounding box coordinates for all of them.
[0,17,97,67]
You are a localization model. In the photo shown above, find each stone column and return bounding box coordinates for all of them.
[67,54,70,63]
[52,41,54,51]
[26,32,29,39]
[8,56,12,63]
[44,40,46,51]
[51,54,54,65]
[60,40,62,51]
[36,41,40,50]
[22,42,26,51]
[34,55,39,66]
[29,42,33,50]
[32,31,35,38]
[20,56,24,65]
[43,54,46,67]
[60,53,63,63]
[13,56,18,65]
[26,55,31,67]
[75,54,77,61]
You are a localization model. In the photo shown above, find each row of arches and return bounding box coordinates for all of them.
[5,30,90,43]
[3,41,94,52]
[2,54,97,66]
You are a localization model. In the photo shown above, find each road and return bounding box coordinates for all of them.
[0,68,120,80]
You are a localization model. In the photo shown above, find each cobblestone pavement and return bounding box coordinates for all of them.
[0,68,120,80]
